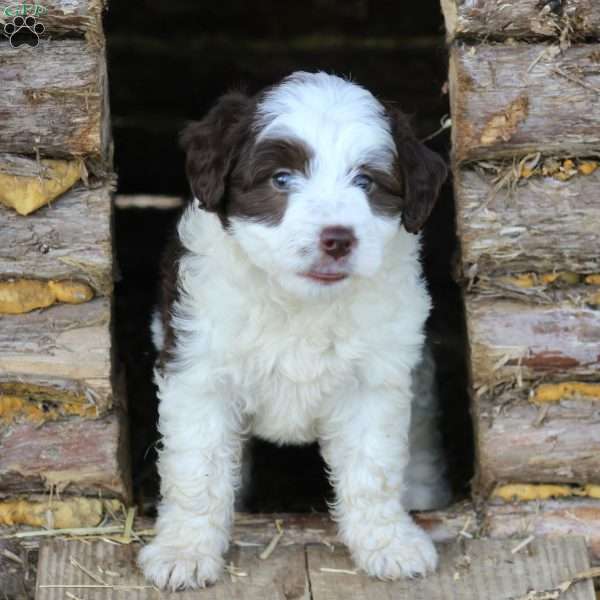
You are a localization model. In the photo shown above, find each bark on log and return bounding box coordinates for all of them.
[0,41,108,158]
[441,0,600,41]
[476,395,600,488]
[466,297,600,388]
[0,184,113,296]
[0,410,130,500]
[449,44,600,162]
[1,0,104,37]
[0,299,113,411]
[485,499,600,562]
[455,167,600,278]
[0,186,113,296]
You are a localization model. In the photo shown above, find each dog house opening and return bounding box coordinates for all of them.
[106,0,474,516]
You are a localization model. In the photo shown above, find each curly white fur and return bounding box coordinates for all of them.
[138,72,449,590]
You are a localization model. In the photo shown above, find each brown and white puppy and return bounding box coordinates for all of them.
[139,71,449,590]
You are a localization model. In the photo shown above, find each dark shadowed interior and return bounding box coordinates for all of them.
[106,0,474,516]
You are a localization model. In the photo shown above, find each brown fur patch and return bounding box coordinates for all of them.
[156,232,185,366]
[228,137,313,225]
[386,105,448,233]
[361,165,405,218]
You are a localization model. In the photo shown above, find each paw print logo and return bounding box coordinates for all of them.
[3,15,45,48]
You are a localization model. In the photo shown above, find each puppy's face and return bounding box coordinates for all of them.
[181,72,447,298]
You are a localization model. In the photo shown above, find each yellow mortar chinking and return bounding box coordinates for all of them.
[0,159,83,215]
[585,274,600,285]
[500,271,580,288]
[0,279,94,314]
[0,394,97,424]
[493,484,600,502]
[0,498,122,528]
[531,382,600,404]
[587,291,600,307]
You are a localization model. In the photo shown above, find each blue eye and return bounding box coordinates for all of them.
[352,173,374,191]
[272,170,292,190]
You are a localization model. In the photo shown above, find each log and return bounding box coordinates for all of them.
[3,0,106,37]
[0,299,113,411]
[454,166,600,278]
[476,394,600,488]
[466,297,600,388]
[449,44,600,162]
[441,0,600,41]
[0,184,113,296]
[0,41,108,158]
[0,411,130,500]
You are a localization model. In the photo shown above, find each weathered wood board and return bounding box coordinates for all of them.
[485,499,600,561]
[34,536,595,600]
[0,410,130,499]
[308,538,594,600]
[0,41,107,157]
[441,0,600,41]
[449,44,600,162]
[0,299,114,411]
[466,297,600,388]
[476,395,600,486]
[37,541,310,600]
[455,167,600,277]
[0,184,113,296]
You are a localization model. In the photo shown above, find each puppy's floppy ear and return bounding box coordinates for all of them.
[387,106,448,233]
[180,91,251,211]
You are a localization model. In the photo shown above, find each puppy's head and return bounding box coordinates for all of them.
[181,72,447,297]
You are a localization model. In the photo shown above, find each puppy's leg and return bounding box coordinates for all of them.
[137,370,241,590]
[320,387,437,579]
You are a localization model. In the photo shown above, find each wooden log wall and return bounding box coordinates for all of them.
[442,2,600,495]
[0,2,130,504]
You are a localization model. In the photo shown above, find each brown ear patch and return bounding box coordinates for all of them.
[179,91,253,213]
[386,106,448,233]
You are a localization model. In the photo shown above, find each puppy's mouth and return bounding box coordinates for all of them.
[301,271,349,284]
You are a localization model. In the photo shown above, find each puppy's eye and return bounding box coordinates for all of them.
[272,170,292,190]
[352,173,374,192]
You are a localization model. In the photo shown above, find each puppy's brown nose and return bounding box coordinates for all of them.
[320,226,357,260]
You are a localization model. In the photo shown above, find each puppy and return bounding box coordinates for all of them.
[138,71,449,590]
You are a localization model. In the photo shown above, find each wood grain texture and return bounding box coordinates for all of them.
[33,536,595,600]
[226,506,478,547]
[36,540,309,600]
[0,299,113,411]
[12,0,105,36]
[0,41,107,157]
[449,44,600,162]
[466,297,600,388]
[485,499,600,562]
[0,410,130,499]
[476,395,600,487]
[306,538,593,600]
[441,0,600,40]
[455,167,600,277]
[0,184,113,296]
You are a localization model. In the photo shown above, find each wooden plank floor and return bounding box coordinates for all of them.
[35,535,595,600]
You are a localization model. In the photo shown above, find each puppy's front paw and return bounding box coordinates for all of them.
[137,540,224,590]
[350,520,438,580]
